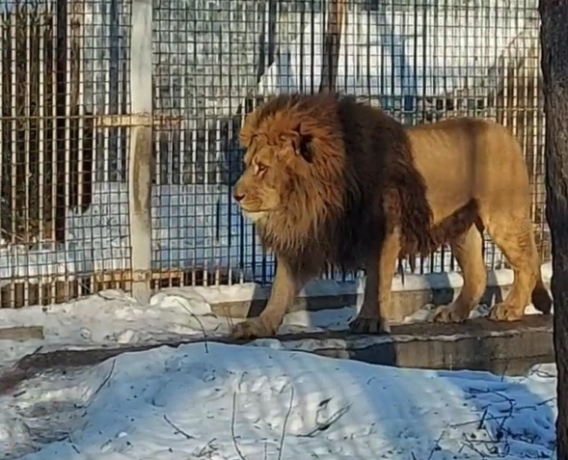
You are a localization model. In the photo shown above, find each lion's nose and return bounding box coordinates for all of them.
[233,191,245,202]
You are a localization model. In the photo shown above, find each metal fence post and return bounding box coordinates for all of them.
[128,0,153,304]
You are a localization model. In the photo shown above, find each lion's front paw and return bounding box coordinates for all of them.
[348,315,391,335]
[488,302,524,322]
[231,317,279,340]
[432,304,470,323]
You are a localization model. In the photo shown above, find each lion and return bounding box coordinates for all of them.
[230,92,552,340]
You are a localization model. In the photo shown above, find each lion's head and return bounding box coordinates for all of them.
[233,123,314,223]
[232,93,353,255]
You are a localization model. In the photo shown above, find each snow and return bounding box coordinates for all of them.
[0,287,354,368]
[0,342,557,460]
[0,236,556,460]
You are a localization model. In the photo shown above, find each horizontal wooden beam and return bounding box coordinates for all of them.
[0,326,44,341]
[94,114,182,128]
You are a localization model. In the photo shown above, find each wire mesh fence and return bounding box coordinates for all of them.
[0,0,132,307]
[0,0,548,307]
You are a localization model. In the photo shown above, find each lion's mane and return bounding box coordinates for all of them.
[239,92,469,272]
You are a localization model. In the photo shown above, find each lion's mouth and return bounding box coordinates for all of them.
[241,209,268,223]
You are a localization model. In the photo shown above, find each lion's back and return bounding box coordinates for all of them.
[408,117,532,219]
[336,97,412,183]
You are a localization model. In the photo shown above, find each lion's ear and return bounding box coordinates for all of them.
[295,133,314,163]
[281,127,313,163]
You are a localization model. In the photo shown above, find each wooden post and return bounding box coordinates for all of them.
[319,0,346,93]
[128,0,153,304]
[539,1,568,458]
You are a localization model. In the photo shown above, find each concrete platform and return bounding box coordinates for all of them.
[0,314,553,396]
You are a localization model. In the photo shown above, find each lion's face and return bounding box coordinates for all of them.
[233,132,309,223]
[233,138,289,223]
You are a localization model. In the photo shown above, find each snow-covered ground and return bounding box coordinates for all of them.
[0,263,555,459]
[0,342,557,460]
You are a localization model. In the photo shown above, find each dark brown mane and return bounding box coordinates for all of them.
[240,92,438,272]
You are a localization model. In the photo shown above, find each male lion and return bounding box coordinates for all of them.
[231,92,552,339]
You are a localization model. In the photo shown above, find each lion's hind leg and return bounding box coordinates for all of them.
[433,225,487,323]
[487,217,541,321]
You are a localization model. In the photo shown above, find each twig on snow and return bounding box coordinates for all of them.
[299,401,352,438]
[90,358,116,402]
[231,391,248,460]
[194,437,218,458]
[428,431,445,460]
[411,430,444,460]
[456,381,551,458]
[277,383,295,460]
[175,297,210,354]
[494,392,516,440]
[460,432,498,458]
[163,414,195,440]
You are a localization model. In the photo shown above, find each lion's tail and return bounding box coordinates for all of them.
[531,277,553,315]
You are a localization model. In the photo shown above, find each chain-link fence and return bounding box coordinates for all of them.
[0,0,547,307]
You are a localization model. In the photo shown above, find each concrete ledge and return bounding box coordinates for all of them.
[0,315,553,395]
[308,315,553,376]
[211,268,552,323]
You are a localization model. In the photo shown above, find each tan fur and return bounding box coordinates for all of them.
[407,118,552,323]
[230,93,552,339]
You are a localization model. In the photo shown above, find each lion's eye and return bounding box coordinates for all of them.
[256,164,267,173]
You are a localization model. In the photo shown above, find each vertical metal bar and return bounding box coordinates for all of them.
[10,10,17,306]
[77,15,84,214]
[179,80,186,288]
[103,19,110,184]
[24,6,30,305]
[38,9,46,304]
[63,5,72,300]
[50,6,57,304]
[191,99,197,286]
[203,112,209,287]
[0,12,3,245]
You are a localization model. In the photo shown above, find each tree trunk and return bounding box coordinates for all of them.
[539,1,568,458]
